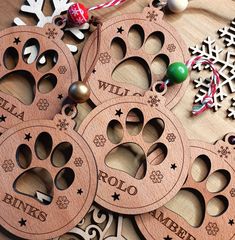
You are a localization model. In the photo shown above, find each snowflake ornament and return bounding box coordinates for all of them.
[13,0,90,54]
[218,18,235,47]
[190,20,235,115]
[228,97,235,119]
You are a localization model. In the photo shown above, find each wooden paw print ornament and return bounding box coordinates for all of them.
[80,6,189,109]
[0,108,97,239]
[136,133,235,240]
[0,21,78,135]
[79,83,190,215]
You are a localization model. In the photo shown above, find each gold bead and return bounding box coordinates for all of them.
[68,81,91,103]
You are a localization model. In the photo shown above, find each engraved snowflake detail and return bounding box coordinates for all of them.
[99,52,111,64]
[230,188,235,197]
[166,133,176,142]
[146,11,158,22]
[148,95,160,107]
[218,19,235,47]
[93,135,106,147]
[150,170,164,183]
[45,28,58,39]
[218,146,231,158]
[74,157,83,167]
[37,99,49,111]
[167,44,176,52]
[57,119,69,131]
[58,65,67,74]
[56,196,70,209]
[206,222,219,236]
[228,97,235,119]
[2,159,14,172]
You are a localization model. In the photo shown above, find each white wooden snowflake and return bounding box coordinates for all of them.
[219,18,235,47]
[190,22,235,114]
[13,0,90,54]
[228,97,235,119]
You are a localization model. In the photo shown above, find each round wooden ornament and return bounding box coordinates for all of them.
[80,6,189,108]
[79,83,190,215]
[0,21,78,135]
[135,133,235,240]
[0,108,97,240]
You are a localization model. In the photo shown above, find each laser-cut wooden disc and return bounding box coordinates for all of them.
[0,23,78,135]
[135,133,235,240]
[80,7,189,109]
[79,88,190,215]
[0,112,97,240]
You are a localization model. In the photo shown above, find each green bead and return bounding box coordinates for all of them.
[167,62,189,84]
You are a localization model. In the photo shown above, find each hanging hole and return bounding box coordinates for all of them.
[110,37,127,60]
[61,104,78,119]
[53,16,66,28]
[51,142,73,167]
[38,74,57,94]
[126,108,144,136]
[145,32,164,55]
[3,47,19,70]
[166,188,206,228]
[0,70,36,105]
[228,135,235,145]
[153,81,167,94]
[55,168,75,190]
[147,142,167,165]
[35,132,53,160]
[112,57,151,90]
[13,167,54,205]
[16,144,32,169]
[151,54,170,75]
[206,170,231,193]
[207,195,229,217]
[22,38,40,64]
[37,50,58,73]
[142,118,165,143]
[191,155,211,182]
[128,24,145,50]
[107,120,124,144]
[105,143,146,179]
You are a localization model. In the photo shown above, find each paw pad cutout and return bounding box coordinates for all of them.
[0,116,97,239]
[136,134,235,240]
[79,91,190,214]
[0,24,78,133]
[80,7,189,109]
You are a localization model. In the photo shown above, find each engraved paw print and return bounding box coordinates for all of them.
[14,132,76,207]
[104,108,172,180]
[206,222,219,236]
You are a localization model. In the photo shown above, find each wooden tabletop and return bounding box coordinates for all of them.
[0,0,234,239]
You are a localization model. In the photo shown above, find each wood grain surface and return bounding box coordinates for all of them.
[0,0,234,239]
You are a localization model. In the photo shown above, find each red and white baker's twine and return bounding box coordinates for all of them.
[186,56,220,116]
[89,0,127,11]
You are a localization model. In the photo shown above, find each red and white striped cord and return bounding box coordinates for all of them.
[186,56,220,116]
[89,0,127,11]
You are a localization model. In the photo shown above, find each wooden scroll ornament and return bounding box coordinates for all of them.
[136,133,235,240]
[0,21,78,135]
[79,83,190,215]
[80,6,189,109]
[0,108,97,240]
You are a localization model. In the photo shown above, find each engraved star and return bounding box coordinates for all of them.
[13,37,21,45]
[19,218,27,227]
[0,114,7,122]
[92,69,96,74]
[117,26,124,34]
[164,236,172,240]
[24,133,32,141]
[58,94,63,100]
[171,163,177,170]
[229,219,234,226]
[115,109,123,117]
[112,192,120,201]
[77,188,83,195]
